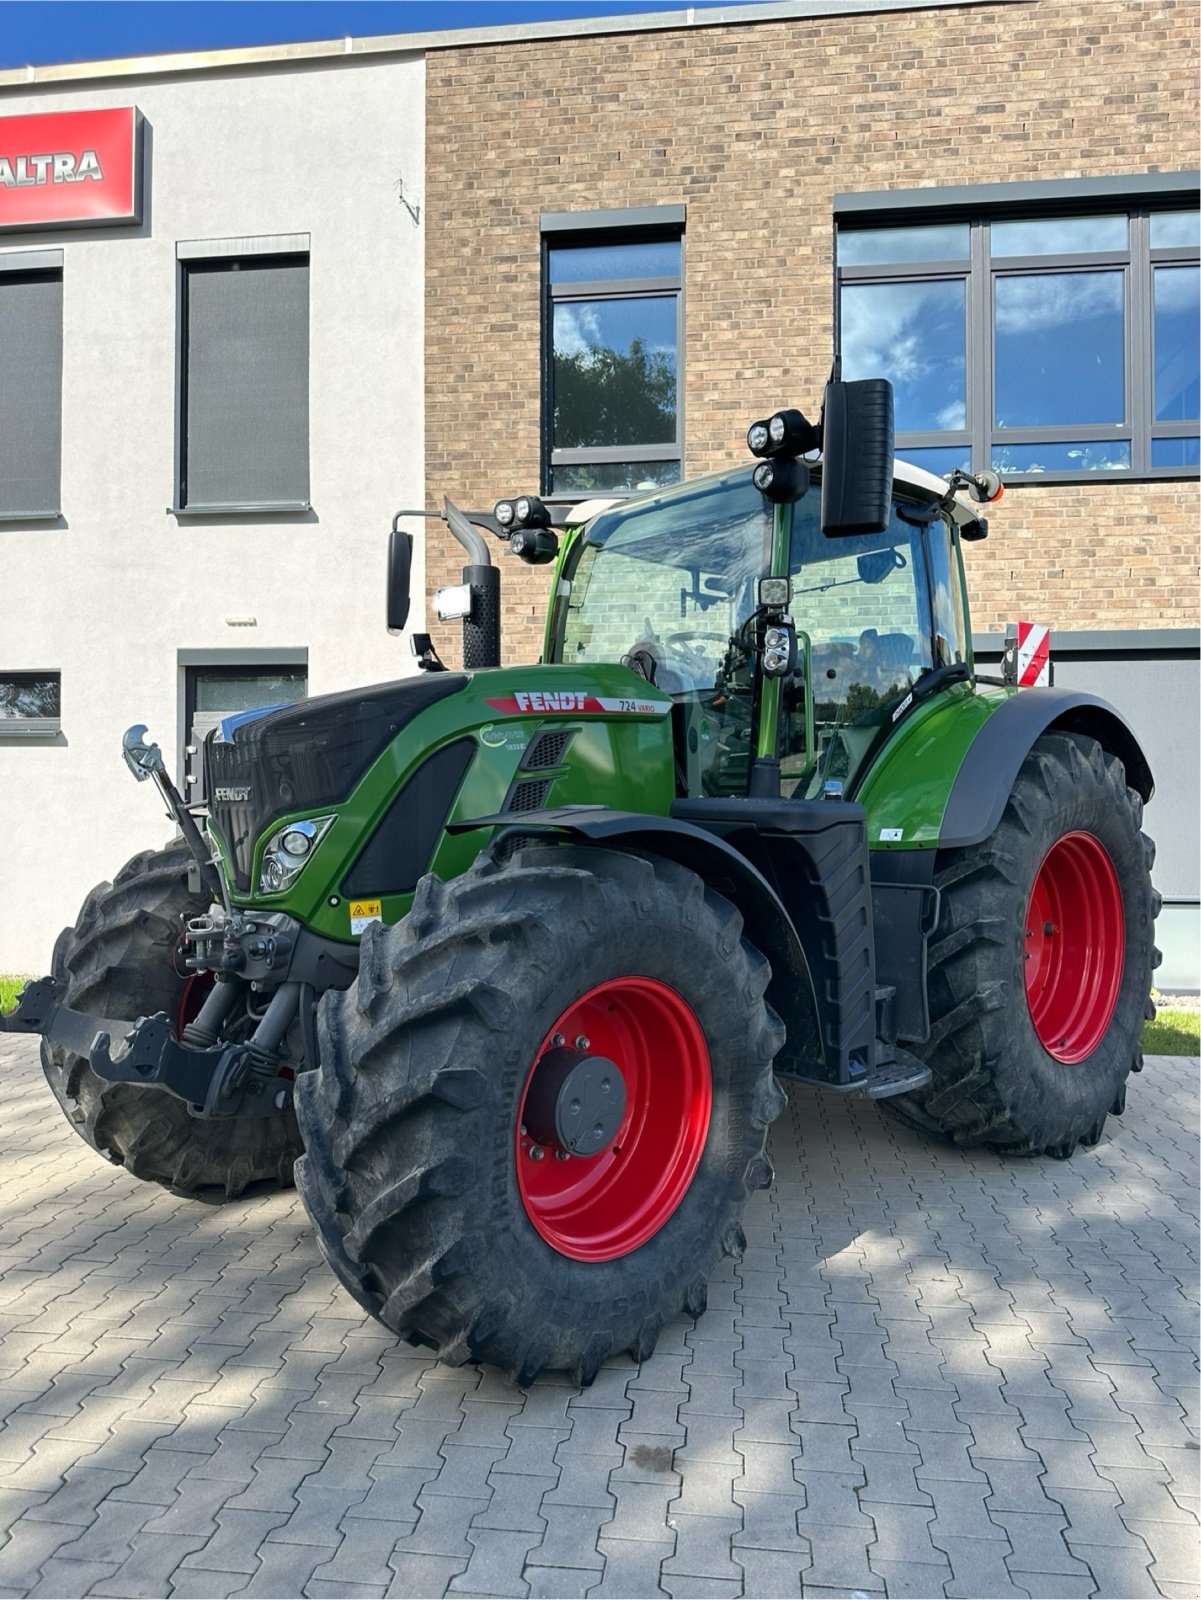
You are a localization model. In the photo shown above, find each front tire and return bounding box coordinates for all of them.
[295,846,786,1384]
[43,842,303,1198]
[893,732,1158,1157]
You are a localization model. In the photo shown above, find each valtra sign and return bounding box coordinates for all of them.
[0,107,143,232]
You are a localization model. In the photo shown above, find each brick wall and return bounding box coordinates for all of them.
[425,0,1200,666]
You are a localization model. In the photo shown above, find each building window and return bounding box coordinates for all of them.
[0,671,61,736]
[0,253,63,520]
[176,237,310,513]
[836,181,1200,482]
[543,207,684,499]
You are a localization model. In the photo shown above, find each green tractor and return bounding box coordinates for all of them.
[2,379,1158,1385]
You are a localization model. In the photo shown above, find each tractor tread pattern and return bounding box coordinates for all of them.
[295,844,786,1384]
[887,732,1158,1159]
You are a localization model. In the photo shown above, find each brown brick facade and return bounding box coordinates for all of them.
[425,0,1200,666]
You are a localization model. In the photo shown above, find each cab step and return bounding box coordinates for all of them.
[861,1050,933,1100]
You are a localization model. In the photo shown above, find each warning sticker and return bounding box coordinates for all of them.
[349,898,382,935]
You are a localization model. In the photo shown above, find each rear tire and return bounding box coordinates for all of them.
[295,845,786,1384]
[889,732,1158,1157]
[42,842,303,1198]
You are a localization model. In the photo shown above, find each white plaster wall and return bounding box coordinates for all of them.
[0,56,426,972]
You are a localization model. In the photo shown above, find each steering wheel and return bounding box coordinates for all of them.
[665,630,731,648]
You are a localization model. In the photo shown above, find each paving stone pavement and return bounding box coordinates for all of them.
[0,1033,1196,1600]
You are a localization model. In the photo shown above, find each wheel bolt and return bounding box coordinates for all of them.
[528,1145,544,1161]
[575,1035,590,1050]
[1044,921,1057,936]
[554,1149,571,1162]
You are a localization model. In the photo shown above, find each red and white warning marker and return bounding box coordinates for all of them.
[1014,620,1051,688]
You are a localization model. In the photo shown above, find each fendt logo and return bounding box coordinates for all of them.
[484,689,671,717]
[214,785,252,803]
[0,107,142,232]
[0,150,104,187]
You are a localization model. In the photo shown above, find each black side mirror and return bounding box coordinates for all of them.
[387,529,413,633]
[820,378,894,538]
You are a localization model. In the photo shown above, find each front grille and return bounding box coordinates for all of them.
[205,673,467,892]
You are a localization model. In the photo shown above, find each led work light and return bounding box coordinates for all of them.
[753,457,811,504]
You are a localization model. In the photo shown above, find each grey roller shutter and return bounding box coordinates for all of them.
[0,271,63,518]
[182,255,309,509]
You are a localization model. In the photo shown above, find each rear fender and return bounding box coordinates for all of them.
[940,688,1154,851]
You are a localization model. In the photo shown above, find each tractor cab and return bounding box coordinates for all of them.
[548,459,973,804]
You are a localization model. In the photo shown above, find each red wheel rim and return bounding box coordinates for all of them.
[516,977,712,1262]
[1024,831,1125,1063]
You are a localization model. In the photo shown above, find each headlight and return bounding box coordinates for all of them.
[259,815,335,896]
[494,499,515,531]
[747,420,770,455]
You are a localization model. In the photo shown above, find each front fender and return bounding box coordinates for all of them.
[940,688,1154,851]
[448,806,826,1078]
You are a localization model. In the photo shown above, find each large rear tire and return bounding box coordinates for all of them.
[295,846,786,1384]
[42,842,303,1198]
[890,732,1158,1157]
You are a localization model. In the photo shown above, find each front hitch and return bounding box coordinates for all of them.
[0,976,132,1060]
[1,976,294,1120]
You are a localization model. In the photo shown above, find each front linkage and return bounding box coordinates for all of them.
[1,726,349,1121]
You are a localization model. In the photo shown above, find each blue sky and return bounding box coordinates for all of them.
[0,1,736,70]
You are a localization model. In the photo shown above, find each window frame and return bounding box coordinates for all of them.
[0,249,64,522]
[172,233,312,517]
[541,205,685,503]
[834,174,1200,485]
[0,669,62,738]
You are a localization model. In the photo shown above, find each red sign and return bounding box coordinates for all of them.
[0,107,142,232]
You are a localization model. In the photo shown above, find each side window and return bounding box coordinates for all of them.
[780,498,934,799]
[176,241,310,513]
[0,260,63,520]
[543,212,683,501]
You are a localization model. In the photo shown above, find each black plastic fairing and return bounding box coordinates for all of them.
[341,738,476,898]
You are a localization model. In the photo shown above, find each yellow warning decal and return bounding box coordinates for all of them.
[349,898,382,935]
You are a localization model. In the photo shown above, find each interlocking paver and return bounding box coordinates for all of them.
[0,1037,1196,1599]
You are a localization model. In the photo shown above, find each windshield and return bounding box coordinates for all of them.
[559,471,772,795]
[554,468,967,802]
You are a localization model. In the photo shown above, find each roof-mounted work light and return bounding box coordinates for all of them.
[753,457,810,504]
[494,494,553,537]
[747,408,820,460]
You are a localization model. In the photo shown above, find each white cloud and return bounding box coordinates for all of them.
[842,282,965,425]
[994,271,1121,335]
[553,303,603,359]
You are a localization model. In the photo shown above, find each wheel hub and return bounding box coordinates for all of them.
[523,1046,627,1156]
[515,975,712,1262]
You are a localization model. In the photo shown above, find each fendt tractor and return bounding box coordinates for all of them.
[3,378,1159,1384]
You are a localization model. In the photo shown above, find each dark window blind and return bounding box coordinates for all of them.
[182,256,309,508]
[0,271,63,517]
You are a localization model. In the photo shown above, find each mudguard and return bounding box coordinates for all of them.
[448,805,828,1079]
[940,688,1154,851]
